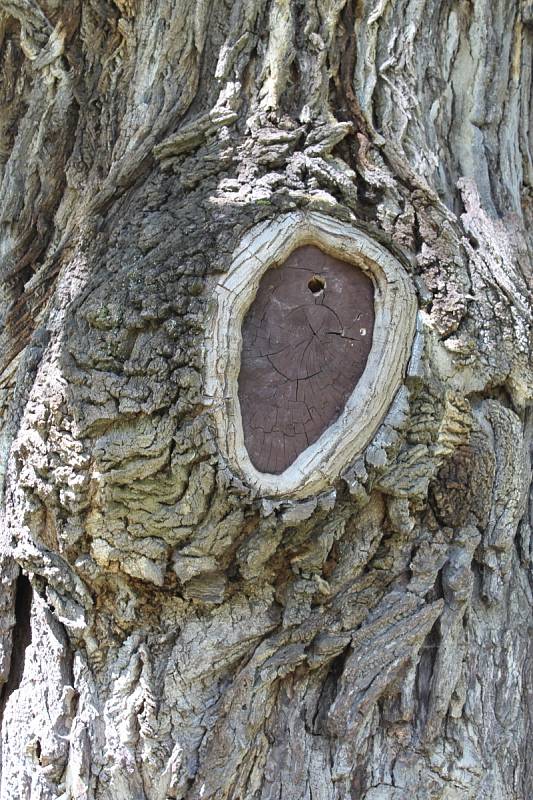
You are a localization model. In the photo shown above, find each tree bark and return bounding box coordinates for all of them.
[0,1,531,799]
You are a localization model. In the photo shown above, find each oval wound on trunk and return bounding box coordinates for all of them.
[238,244,375,474]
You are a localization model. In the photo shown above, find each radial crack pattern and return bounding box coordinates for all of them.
[238,245,375,474]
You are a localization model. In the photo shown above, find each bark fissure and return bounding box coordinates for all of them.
[0,572,32,714]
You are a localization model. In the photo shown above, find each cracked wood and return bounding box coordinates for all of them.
[238,245,374,474]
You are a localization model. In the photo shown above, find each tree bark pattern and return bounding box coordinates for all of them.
[0,1,531,799]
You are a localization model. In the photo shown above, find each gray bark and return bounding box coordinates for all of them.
[0,1,531,799]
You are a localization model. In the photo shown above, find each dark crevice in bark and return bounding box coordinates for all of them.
[0,572,32,718]
[414,615,441,738]
[413,212,424,255]
[355,181,383,221]
[468,385,519,415]
[414,573,444,738]
[314,647,351,735]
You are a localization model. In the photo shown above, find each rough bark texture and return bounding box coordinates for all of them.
[0,1,531,799]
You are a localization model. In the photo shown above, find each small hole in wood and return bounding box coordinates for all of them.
[308,275,326,294]
[239,245,375,474]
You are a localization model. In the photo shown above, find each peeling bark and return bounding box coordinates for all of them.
[0,1,531,799]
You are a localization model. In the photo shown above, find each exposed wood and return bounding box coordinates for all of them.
[239,244,374,474]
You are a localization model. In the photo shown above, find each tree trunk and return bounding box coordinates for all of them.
[0,1,531,798]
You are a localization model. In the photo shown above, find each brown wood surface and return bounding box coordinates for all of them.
[238,244,375,474]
